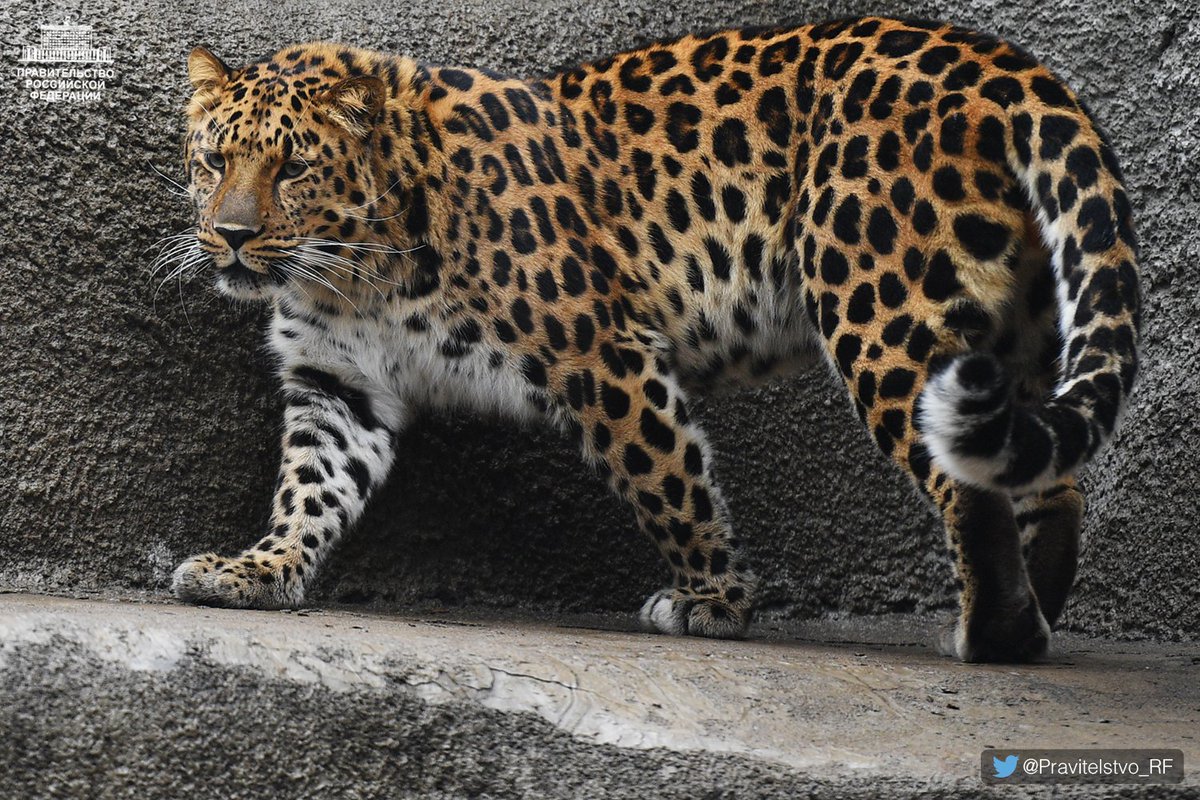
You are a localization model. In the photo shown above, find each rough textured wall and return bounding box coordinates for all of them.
[1,0,1196,640]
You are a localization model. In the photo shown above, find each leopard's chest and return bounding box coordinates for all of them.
[270,303,543,420]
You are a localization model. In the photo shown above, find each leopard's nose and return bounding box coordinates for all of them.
[216,224,262,251]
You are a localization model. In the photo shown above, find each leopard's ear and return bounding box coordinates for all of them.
[316,76,386,137]
[188,46,231,91]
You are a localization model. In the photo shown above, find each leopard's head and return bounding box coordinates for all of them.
[183,45,389,300]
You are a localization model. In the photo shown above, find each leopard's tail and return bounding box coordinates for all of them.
[918,73,1142,496]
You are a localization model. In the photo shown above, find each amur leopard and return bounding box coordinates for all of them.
[169,16,1141,663]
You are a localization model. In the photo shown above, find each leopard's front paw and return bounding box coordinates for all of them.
[171,552,296,609]
[638,587,751,639]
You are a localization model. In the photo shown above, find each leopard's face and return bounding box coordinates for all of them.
[184,46,387,300]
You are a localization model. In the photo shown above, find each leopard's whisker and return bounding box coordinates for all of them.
[343,208,408,222]
[289,251,390,300]
[340,175,405,211]
[150,240,204,285]
[294,247,395,282]
[291,243,406,289]
[280,258,365,312]
[296,236,422,257]
[149,239,203,279]
[147,160,191,198]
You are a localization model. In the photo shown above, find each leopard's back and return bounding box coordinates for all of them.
[427,16,1140,495]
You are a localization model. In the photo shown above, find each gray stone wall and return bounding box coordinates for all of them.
[1,0,1195,639]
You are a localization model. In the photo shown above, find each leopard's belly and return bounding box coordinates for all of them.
[657,249,824,392]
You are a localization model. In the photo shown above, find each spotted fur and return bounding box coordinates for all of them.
[170,16,1140,662]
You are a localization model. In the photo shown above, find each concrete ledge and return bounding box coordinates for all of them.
[2,593,1197,798]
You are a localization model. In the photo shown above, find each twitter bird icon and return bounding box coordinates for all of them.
[993,755,1019,779]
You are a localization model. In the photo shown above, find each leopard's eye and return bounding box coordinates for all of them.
[203,151,225,172]
[279,160,308,180]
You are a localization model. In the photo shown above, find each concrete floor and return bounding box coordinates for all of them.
[1,593,1197,798]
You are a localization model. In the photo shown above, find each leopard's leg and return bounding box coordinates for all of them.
[808,324,1051,660]
[819,350,1051,663]
[797,227,1051,659]
[552,342,754,638]
[1013,478,1084,628]
[929,475,1050,662]
[172,366,402,608]
[808,317,1051,661]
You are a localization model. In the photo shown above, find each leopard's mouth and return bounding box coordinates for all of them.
[215,257,274,298]
[227,257,267,281]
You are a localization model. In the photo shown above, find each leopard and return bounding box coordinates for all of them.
[169,15,1141,663]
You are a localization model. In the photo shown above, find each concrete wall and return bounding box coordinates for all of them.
[2,0,1196,640]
